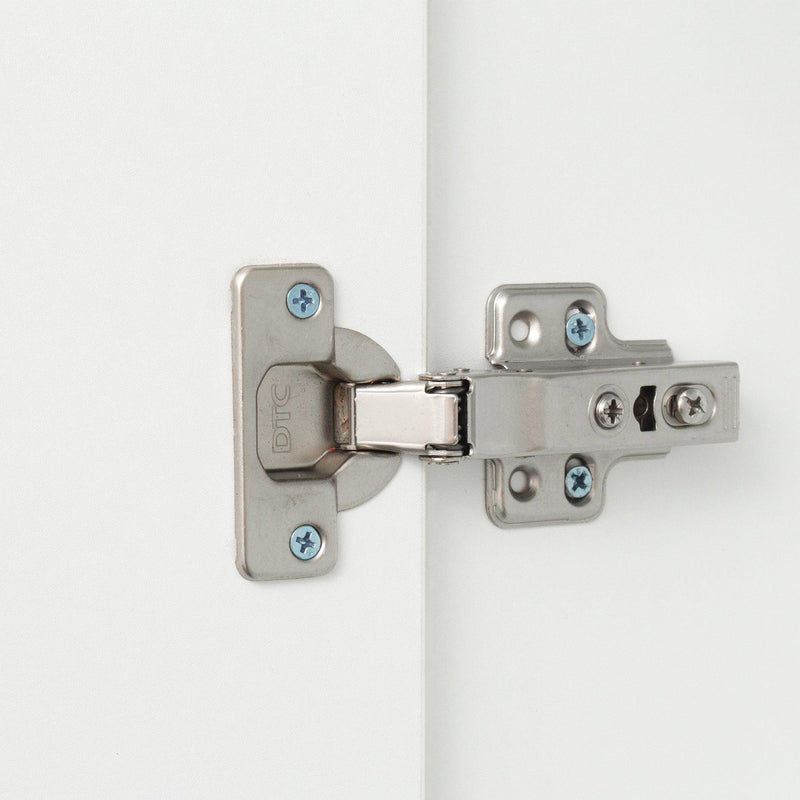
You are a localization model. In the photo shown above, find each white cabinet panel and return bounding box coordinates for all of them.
[0,3,426,798]
[427,3,800,798]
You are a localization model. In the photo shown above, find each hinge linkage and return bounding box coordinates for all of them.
[333,377,470,462]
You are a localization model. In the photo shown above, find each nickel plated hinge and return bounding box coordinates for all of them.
[232,265,739,580]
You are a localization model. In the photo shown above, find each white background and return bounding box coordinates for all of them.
[1,2,426,798]
[427,2,800,798]
[2,2,800,798]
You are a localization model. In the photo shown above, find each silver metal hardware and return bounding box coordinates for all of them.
[290,525,323,560]
[565,311,595,349]
[594,392,625,429]
[663,384,714,427]
[565,464,593,500]
[333,381,461,454]
[286,282,320,319]
[233,265,740,580]
[232,264,402,580]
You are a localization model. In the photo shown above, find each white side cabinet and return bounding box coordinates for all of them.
[426,4,800,799]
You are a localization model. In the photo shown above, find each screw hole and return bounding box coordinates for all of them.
[510,318,529,342]
[508,466,539,502]
[509,311,541,347]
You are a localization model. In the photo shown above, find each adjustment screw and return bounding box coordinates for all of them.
[566,312,595,348]
[286,283,320,319]
[595,392,625,429]
[290,524,322,560]
[565,465,592,499]
[672,386,713,426]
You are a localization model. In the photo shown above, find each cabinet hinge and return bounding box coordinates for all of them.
[232,264,739,580]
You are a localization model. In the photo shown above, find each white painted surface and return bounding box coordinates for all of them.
[0,3,426,798]
[427,2,800,798]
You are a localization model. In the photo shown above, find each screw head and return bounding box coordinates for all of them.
[290,524,322,560]
[595,392,625,429]
[672,386,713,426]
[566,312,595,348]
[286,283,320,319]
[565,465,592,499]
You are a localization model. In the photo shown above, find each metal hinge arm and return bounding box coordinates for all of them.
[331,361,738,462]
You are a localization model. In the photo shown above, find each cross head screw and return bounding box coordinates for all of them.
[566,312,595,348]
[595,392,625,429]
[290,524,322,560]
[671,386,713,426]
[565,464,593,499]
[286,283,321,319]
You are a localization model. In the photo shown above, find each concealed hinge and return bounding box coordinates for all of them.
[232,264,739,580]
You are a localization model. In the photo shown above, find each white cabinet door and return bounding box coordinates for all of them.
[0,3,426,798]
[426,3,800,798]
